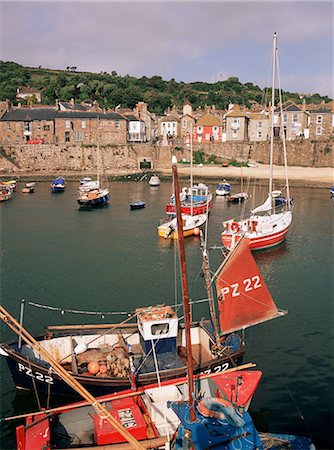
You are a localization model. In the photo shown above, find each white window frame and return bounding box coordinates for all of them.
[292,113,298,123]
[115,120,120,130]
[81,120,86,129]
[65,120,71,129]
[316,115,322,124]
[282,114,287,124]
[232,130,238,138]
[182,119,186,128]
[6,123,11,130]
[316,126,322,136]
[197,126,203,134]
[257,131,262,139]
[74,131,83,141]
[257,121,262,128]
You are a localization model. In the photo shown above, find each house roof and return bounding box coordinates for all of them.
[275,100,303,113]
[124,114,141,121]
[0,109,126,122]
[17,86,42,94]
[248,113,268,120]
[58,101,91,111]
[225,105,248,118]
[159,115,179,122]
[310,107,332,114]
[196,113,221,126]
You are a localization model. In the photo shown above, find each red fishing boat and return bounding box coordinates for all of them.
[165,183,213,215]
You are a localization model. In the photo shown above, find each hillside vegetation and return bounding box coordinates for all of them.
[0,61,330,114]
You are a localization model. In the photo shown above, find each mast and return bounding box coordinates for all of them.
[269,32,277,197]
[0,305,145,450]
[172,155,196,422]
[97,116,100,187]
[190,121,193,216]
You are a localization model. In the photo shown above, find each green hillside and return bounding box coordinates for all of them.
[0,61,331,114]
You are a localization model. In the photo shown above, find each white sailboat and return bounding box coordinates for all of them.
[77,120,110,208]
[222,33,292,251]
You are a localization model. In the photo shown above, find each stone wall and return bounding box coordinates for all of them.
[0,139,332,173]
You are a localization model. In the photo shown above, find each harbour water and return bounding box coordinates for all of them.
[0,180,333,449]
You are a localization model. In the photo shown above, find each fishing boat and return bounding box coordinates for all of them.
[157,213,206,239]
[148,175,161,186]
[22,182,35,193]
[165,183,212,215]
[221,33,292,251]
[2,179,17,191]
[80,176,93,185]
[77,128,110,208]
[51,177,66,192]
[130,201,146,210]
[0,184,12,201]
[216,179,231,196]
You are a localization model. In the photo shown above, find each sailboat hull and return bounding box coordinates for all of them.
[222,211,292,251]
[166,198,212,216]
[77,192,110,208]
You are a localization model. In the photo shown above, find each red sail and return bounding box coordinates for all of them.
[216,238,284,334]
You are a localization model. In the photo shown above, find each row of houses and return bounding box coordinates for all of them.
[0,97,333,147]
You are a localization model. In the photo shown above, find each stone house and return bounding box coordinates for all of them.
[180,113,195,143]
[248,111,270,141]
[194,112,222,143]
[308,104,334,140]
[274,100,309,140]
[0,107,127,145]
[224,105,249,141]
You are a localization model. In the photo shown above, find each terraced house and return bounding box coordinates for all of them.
[0,106,127,145]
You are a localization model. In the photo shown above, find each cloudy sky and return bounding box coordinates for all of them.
[0,0,333,96]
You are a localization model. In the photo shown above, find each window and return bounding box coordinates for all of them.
[197,126,203,134]
[257,121,262,128]
[282,114,287,123]
[182,119,186,128]
[24,122,30,132]
[172,122,176,128]
[257,131,262,139]
[316,115,322,124]
[65,120,71,129]
[274,114,279,124]
[6,135,11,142]
[316,126,322,136]
[292,114,298,123]
[6,123,11,130]
[16,136,20,143]
[43,125,50,131]
[115,120,120,130]
[213,126,218,132]
[81,120,86,129]
[232,130,238,138]
[151,323,169,336]
[98,120,103,129]
[74,131,83,141]
[36,121,41,130]
[65,131,70,142]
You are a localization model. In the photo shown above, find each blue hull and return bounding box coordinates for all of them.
[77,193,110,208]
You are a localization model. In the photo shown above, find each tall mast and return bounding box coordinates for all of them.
[190,121,193,216]
[172,155,196,422]
[97,116,100,187]
[269,32,277,196]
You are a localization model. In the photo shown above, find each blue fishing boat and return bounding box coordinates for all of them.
[51,177,66,192]
[169,397,315,450]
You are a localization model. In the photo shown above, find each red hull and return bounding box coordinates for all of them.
[222,225,290,251]
[166,199,212,215]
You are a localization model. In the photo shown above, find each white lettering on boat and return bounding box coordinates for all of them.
[221,276,262,299]
[200,363,229,375]
[118,408,136,428]
[18,363,54,384]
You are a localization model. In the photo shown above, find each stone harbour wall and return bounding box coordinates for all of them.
[0,139,332,173]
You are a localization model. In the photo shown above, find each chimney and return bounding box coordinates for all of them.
[70,98,75,108]
[55,99,59,110]
[302,98,306,112]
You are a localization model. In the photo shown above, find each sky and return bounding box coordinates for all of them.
[0,0,333,97]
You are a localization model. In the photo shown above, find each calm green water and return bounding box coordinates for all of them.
[0,180,333,449]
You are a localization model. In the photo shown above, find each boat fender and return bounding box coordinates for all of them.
[198,398,246,427]
[231,222,241,233]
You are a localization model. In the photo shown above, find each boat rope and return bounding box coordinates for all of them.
[278,371,314,439]
[27,299,210,316]
[151,337,171,442]
[27,357,42,412]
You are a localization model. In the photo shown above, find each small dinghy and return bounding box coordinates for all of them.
[130,201,145,210]
[22,182,35,193]
[149,175,161,186]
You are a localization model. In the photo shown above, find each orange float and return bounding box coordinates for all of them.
[87,361,100,374]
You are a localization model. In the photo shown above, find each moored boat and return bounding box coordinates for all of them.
[216,179,231,196]
[51,177,66,192]
[165,183,212,215]
[157,213,206,239]
[330,186,334,196]
[228,192,248,203]
[22,182,35,193]
[0,184,12,201]
[148,175,161,186]
[130,201,145,210]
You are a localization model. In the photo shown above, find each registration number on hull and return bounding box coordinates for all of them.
[200,362,230,375]
[18,363,54,384]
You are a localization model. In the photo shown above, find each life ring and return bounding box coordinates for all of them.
[230,222,241,233]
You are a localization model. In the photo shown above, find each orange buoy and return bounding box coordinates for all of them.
[99,364,108,374]
[87,361,100,374]
[81,371,93,377]
[193,227,200,235]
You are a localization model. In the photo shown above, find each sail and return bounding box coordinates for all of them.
[251,194,272,214]
[215,238,284,334]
